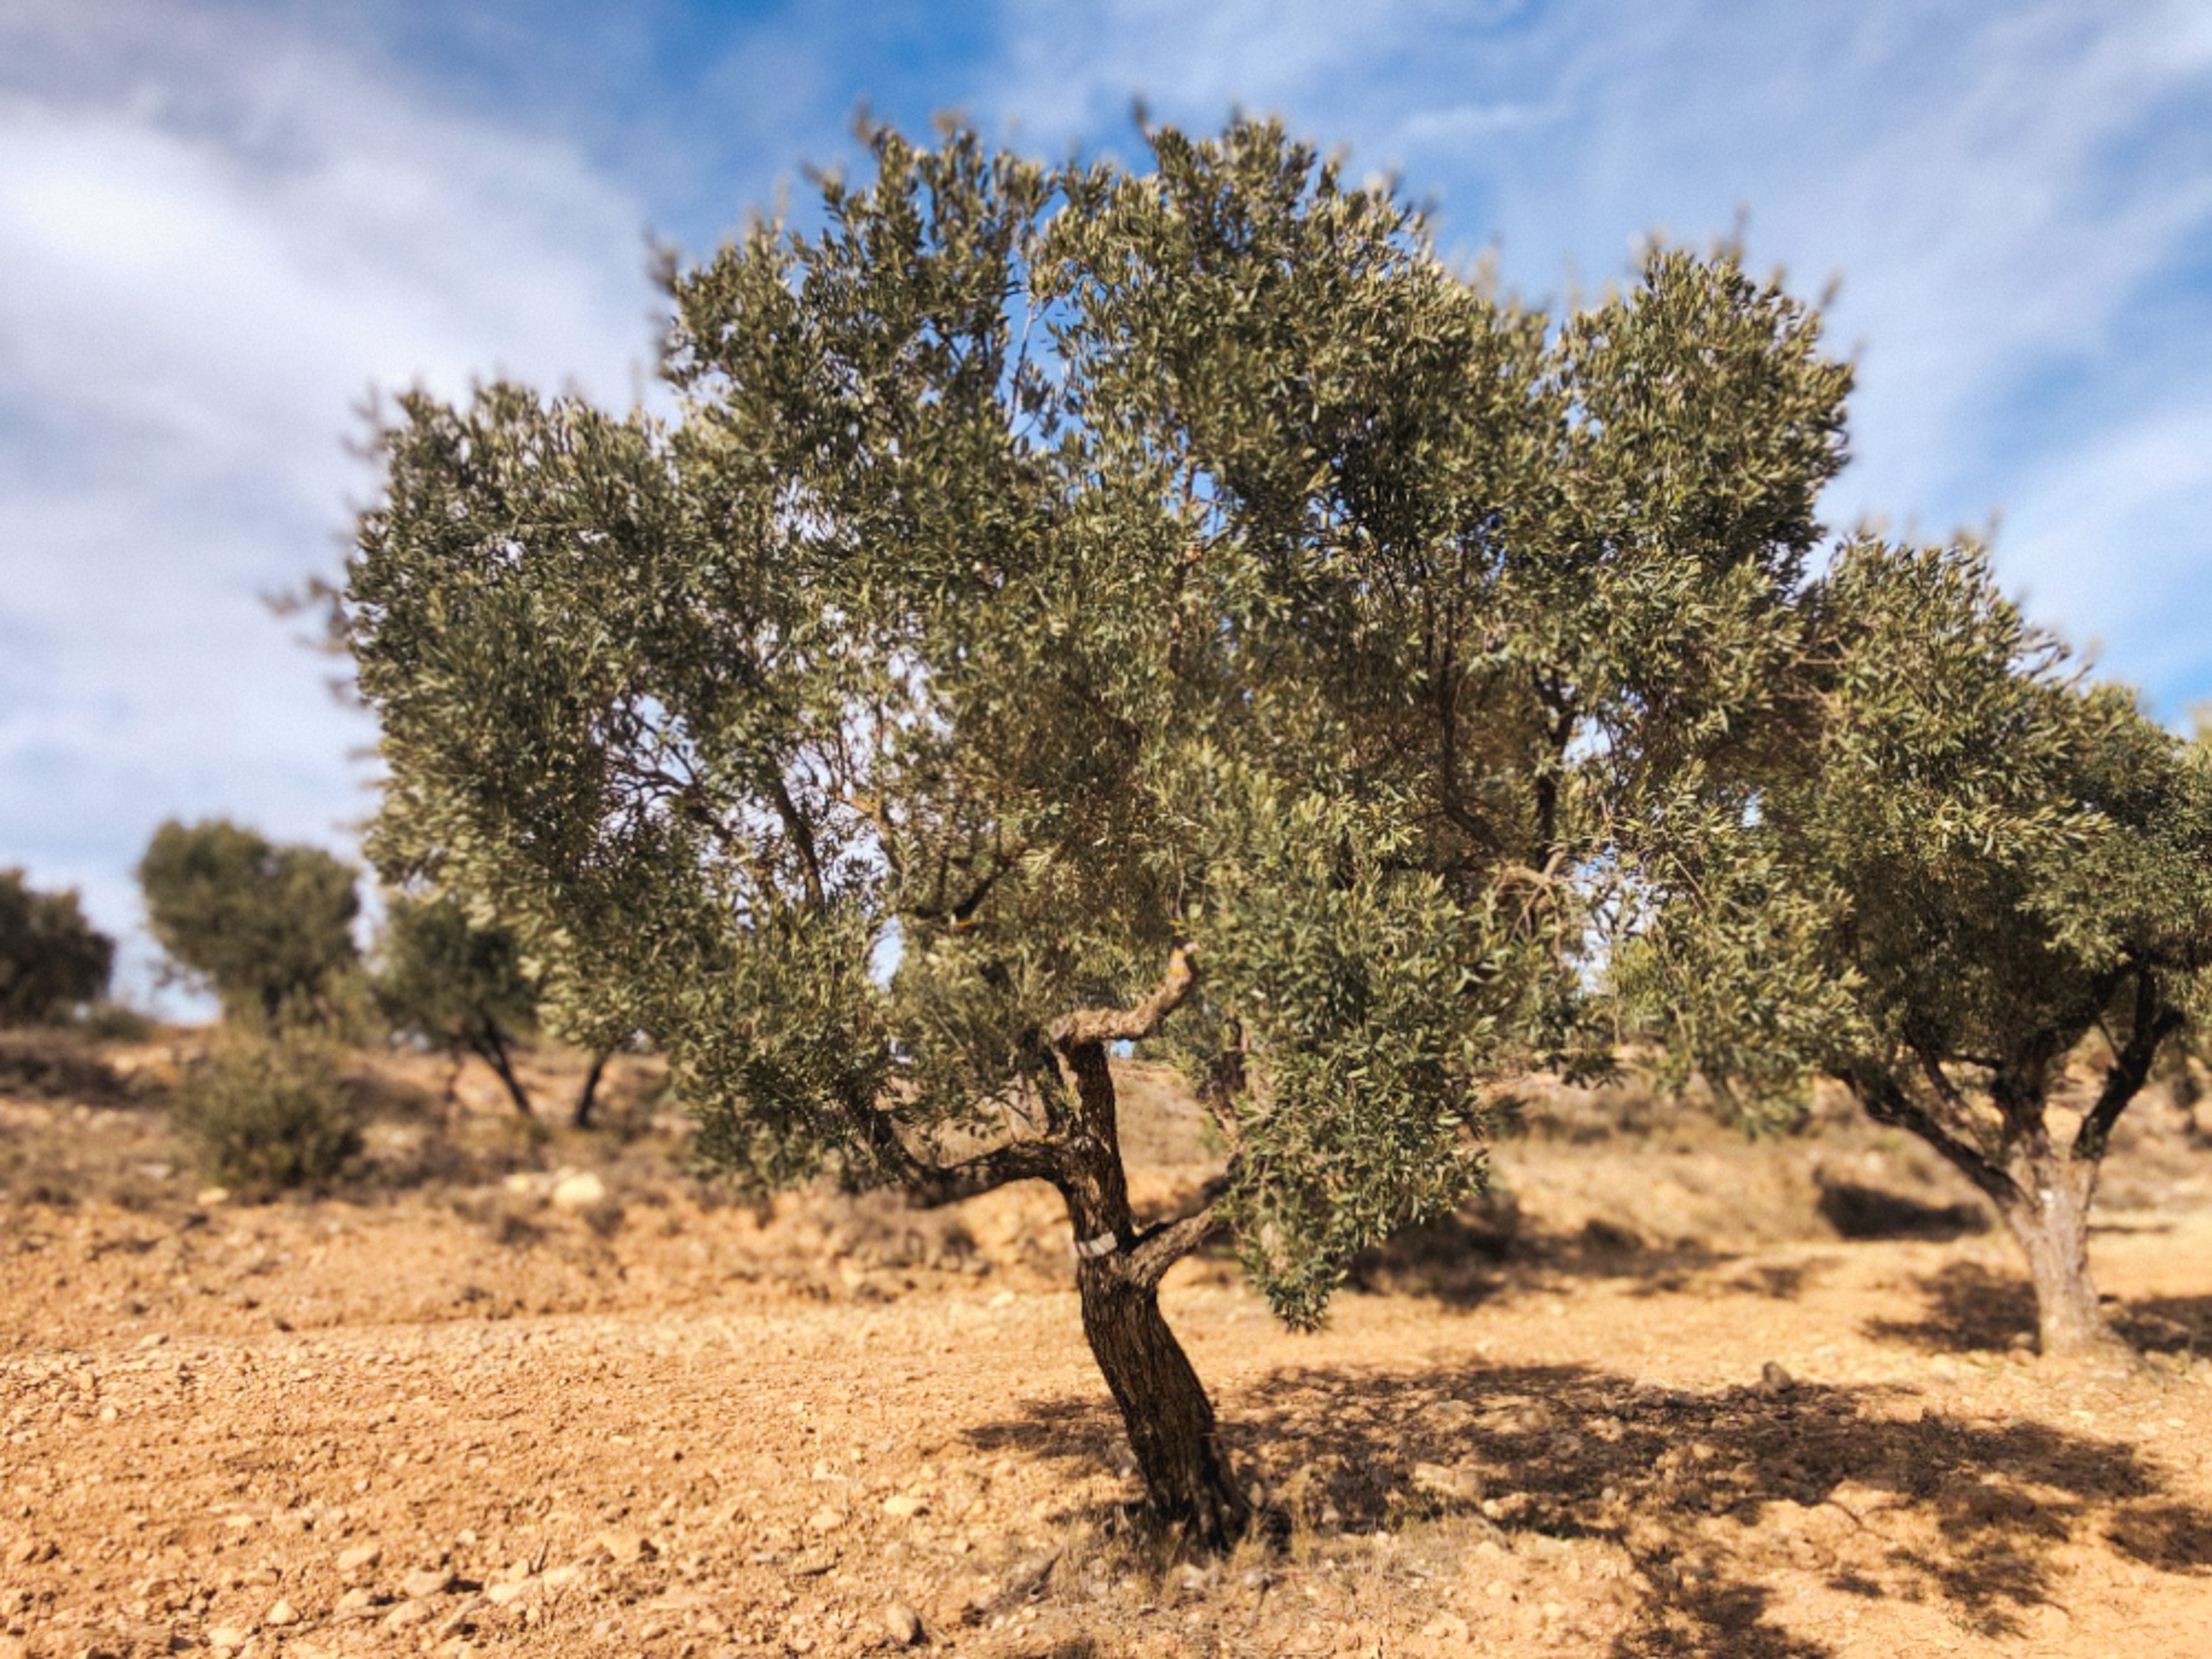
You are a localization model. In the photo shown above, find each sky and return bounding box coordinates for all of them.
[4,0,2211,1008]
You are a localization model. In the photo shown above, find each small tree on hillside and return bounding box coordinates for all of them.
[1621,539,2212,1357]
[375,892,543,1116]
[343,120,1851,1545]
[137,819,361,1026]
[0,870,114,1025]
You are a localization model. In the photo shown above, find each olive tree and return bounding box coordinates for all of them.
[375,892,542,1116]
[1620,539,2212,1357]
[343,119,1850,1545]
[375,892,616,1125]
[0,870,114,1025]
[137,819,361,1026]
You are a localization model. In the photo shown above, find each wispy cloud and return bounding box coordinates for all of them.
[0,0,660,997]
[979,0,2212,705]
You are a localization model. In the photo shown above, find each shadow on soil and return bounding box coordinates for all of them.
[1865,1261,2212,1357]
[966,1361,2212,1657]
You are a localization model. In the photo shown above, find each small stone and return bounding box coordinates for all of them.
[1760,1361,1796,1395]
[335,1587,378,1615]
[540,1564,584,1588]
[384,1599,436,1630]
[807,1505,847,1534]
[98,1403,119,1423]
[337,1542,383,1574]
[205,1627,252,1652]
[503,1172,538,1194]
[1412,1462,1479,1502]
[550,1171,608,1210]
[486,1578,536,1605]
[264,1597,300,1626]
[195,1186,231,1207]
[881,1493,925,1519]
[883,1600,923,1646]
[401,1566,454,1599]
[595,1530,652,1564]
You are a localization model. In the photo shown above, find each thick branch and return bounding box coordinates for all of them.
[2075,968,2184,1164]
[865,1113,1061,1208]
[1127,1200,1228,1289]
[1845,1057,2021,1209]
[1051,946,1196,1049]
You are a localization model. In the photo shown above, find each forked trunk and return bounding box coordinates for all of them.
[1992,1138,2121,1357]
[1055,1039,1251,1552]
[471,1024,536,1119]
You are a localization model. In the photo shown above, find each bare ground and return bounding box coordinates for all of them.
[3,1044,2210,1658]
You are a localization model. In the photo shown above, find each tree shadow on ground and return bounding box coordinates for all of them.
[1341,1205,1855,1311]
[965,1360,2210,1657]
[1813,1178,1987,1242]
[1864,1261,2212,1357]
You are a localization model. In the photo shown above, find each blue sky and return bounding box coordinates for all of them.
[4,0,2211,1007]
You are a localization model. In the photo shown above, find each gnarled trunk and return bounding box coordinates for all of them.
[1055,1039,1250,1551]
[1992,1137,2120,1357]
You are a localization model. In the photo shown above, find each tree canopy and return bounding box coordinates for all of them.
[344,117,1854,1543]
[0,869,114,1026]
[137,819,362,1027]
[1619,537,2212,1355]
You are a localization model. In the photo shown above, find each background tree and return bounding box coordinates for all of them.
[0,870,114,1025]
[343,119,1850,1546]
[137,819,361,1026]
[1619,538,2212,1357]
[375,892,542,1116]
[374,891,617,1125]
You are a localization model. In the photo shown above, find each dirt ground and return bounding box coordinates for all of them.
[3,1039,2210,1658]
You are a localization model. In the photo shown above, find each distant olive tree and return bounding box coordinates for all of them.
[0,870,114,1025]
[344,120,1849,1545]
[137,819,360,1026]
[1622,540,2212,1358]
[375,892,541,1115]
[373,891,614,1125]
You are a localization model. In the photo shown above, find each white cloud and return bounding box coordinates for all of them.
[980,0,2212,707]
[0,0,662,1005]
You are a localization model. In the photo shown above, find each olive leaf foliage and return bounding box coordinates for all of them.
[344,118,1851,1328]
[1614,537,2212,1349]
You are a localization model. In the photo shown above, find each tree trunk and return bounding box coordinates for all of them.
[1992,1136,2122,1357]
[572,1049,609,1129]
[1055,1039,1250,1552]
[471,1024,535,1118]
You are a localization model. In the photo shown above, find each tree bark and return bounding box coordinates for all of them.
[1053,1037,1250,1552]
[572,1049,609,1129]
[469,1024,535,1118]
[1992,1133,2123,1357]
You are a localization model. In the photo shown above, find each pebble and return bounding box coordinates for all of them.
[881,1493,925,1519]
[807,1505,847,1533]
[337,1542,382,1574]
[551,1171,608,1211]
[205,1628,251,1653]
[264,1598,299,1626]
[384,1599,436,1631]
[883,1600,924,1646]
[1760,1361,1796,1394]
[596,1530,653,1564]
[401,1566,454,1598]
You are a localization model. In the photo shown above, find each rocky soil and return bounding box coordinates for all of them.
[3,1043,2210,1657]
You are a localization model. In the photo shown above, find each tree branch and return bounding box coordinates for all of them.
[2075,968,2184,1164]
[1845,1057,2021,1210]
[1051,945,1197,1049]
[847,1097,1060,1208]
